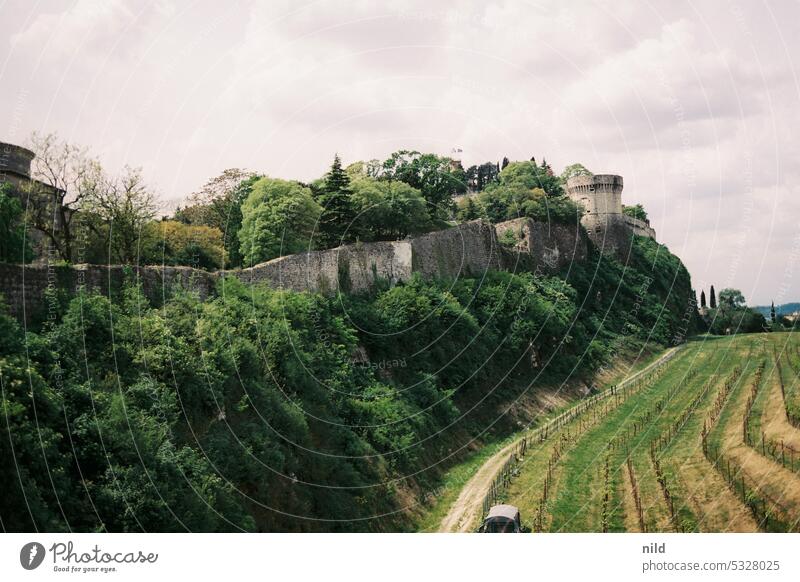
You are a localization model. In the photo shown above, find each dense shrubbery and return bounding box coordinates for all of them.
[238,177,322,265]
[140,220,227,269]
[458,160,580,225]
[0,229,698,531]
[623,203,649,223]
[0,183,33,263]
[702,288,767,334]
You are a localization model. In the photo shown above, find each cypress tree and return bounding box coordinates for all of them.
[317,154,357,248]
[461,197,480,221]
[771,301,776,324]
[700,290,706,309]
[710,285,717,309]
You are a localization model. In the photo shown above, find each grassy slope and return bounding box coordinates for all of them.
[497,333,800,532]
[415,343,667,531]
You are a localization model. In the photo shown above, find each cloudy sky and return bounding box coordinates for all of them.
[2,0,799,304]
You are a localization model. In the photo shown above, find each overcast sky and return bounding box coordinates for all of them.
[2,0,799,305]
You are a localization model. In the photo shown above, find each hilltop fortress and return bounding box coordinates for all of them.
[565,173,655,253]
[1,141,655,321]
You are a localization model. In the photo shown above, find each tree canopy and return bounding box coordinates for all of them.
[238,177,322,265]
[0,183,33,263]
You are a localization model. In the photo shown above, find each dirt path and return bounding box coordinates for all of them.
[437,346,680,532]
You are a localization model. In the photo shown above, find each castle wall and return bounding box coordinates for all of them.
[0,263,217,322]
[0,142,35,179]
[230,240,412,294]
[411,220,503,279]
[0,219,593,322]
[624,215,656,239]
[494,218,588,271]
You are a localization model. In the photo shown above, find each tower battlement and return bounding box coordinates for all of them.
[565,174,624,217]
[0,141,35,182]
[565,173,654,255]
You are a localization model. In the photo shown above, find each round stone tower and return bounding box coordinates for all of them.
[1,141,37,195]
[566,174,628,256]
[0,142,35,179]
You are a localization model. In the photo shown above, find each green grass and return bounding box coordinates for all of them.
[544,345,703,532]
[500,333,800,532]
[414,344,670,531]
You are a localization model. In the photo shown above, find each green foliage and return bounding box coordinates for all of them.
[497,160,563,196]
[456,196,483,221]
[474,159,579,224]
[0,229,700,532]
[705,288,766,334]
[498,227,519,248]
[238,177,322,265]
[140,220,226,269]
[464,162,500,191]
[563,236,698,347]
[316,155,359,247]
[175,171,259,267]
[379,151,466,218]
[560,163,593,182]
[623,203,649,222]
[478,185,579,224]
[350,177,432,240]
[0,183,33,263]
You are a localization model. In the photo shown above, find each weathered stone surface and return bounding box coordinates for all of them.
[494,218,588,271]
[624,215,656,239]
[229,240,412,294]
[0,219,595,322]
[411,220,503,279]
[0,263,217,322]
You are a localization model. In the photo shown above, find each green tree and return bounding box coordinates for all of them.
[178,169,259,267]
[718,288,745,308]
[317,155,358,248]
[477,184,579,224]
[498,160,564,197]
[707,288,765,334]
[623,204,649,222]
[350,177,431,240]
[238,177,321,265]
[0,183,33,263]
[84,166,158,264]
[464,162,500,191]
[380,151,466,219]
[456,196,483,221]
[710,285,717,309]
[560,163,592,182]
[140,220,226,269]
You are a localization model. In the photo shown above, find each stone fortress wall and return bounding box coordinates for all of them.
[0,156,655,322]
[0,218,589,322]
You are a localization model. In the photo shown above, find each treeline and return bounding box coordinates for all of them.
[2,135,582,269]
[0,231,697,532]
[698,286,775,334]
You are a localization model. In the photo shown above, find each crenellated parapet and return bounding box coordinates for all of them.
[565,173,654,256]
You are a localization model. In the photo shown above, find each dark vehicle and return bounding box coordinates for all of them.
[479,504,521,533]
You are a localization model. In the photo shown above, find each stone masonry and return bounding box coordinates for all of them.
[565,173,655,258]
[0,218,585,322]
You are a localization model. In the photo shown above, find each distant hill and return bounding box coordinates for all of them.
[753,302,800,316]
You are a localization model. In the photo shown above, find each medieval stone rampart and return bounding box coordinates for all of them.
[0,218,595,322]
